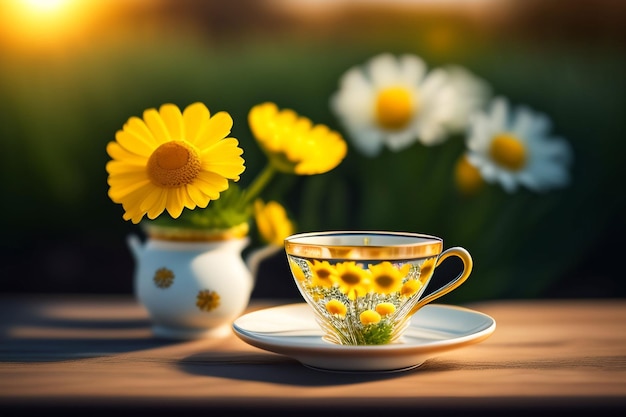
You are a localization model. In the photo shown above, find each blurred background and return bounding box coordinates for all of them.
[0,0,624,303]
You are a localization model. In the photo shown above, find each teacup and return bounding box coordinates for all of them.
[284,231,472,345]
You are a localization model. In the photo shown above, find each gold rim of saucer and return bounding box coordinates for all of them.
[284,231,443,260]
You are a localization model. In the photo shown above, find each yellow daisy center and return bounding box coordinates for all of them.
[375,86,414,130]
[340,272,361,286]
[489,133,527,171]
[147,141,201,187]
[374,274,394,290]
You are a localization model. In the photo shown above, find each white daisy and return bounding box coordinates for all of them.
[465,97,573,193]
[330,53,490,157]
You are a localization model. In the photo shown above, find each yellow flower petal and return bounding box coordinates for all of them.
[182,102,211,143]
[254,200,294,246]
[107,177,151,203]
[124,116,158,146]
[194,171,229,199]
[143,108,171,144]
[106,142,147,166]
[139,186,166,213]
[115,130,155,157]
[159,104,184,142]
[146,189,167,219]
[194,111,233,148]
[186,184,211,208]
[201,138,245,180]
[165,189,185,218]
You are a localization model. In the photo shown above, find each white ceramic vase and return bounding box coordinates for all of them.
[128,225,257,340]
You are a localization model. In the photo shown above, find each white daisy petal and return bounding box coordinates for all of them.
[340,67,371,91]
[349,128,385,157]
[416,118,446,146]
[397,54,427,84]
[511,107,536,138]
[490,97,509,130]
[386,130,418,152]
[419,69,448,103]
[497,172,519,193]
[467,114,491,151]
[368,53,400,86]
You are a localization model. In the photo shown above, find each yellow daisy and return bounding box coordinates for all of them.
[254,199,295,246]
[368,261,410,295]
[288,258,308,283]
[375,302,396,316]
[310,260,337,288]
[248,102,347,175]
[106,102,246,224]
[360,310,381,325]
[400,279,423,297]
[335,261,370,299]
[419,257,437,283]
[325,299,347,318]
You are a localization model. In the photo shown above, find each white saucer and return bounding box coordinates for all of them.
[232,303,496,372]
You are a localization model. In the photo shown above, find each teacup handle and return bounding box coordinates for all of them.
[410,247,473,315]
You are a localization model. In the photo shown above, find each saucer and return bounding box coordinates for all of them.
[232,303,496,372]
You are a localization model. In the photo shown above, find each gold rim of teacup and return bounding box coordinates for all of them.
[284,230,443,260]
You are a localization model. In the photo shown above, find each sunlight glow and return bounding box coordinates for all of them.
[23,0,69,13]
[0,0,114,51]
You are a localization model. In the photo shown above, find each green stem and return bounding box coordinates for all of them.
[242,164,277,206]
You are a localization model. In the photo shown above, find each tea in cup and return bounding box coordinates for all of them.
[284,231,472,345]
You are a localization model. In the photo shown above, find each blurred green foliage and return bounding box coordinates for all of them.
[0,10,624,300]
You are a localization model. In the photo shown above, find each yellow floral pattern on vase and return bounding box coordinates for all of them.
[153,267,175,289]
[288,256,436,345]
[196,290,221,312]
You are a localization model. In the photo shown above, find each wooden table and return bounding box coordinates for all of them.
[1,295,625,416]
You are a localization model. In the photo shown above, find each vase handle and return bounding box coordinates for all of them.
[244,245,282,285]
[127,234,143,260]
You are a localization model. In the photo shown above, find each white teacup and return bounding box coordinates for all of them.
[284,231,473,345]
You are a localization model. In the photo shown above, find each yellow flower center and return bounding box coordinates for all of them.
[375,86,414,130]
[489,133,527,171]
[340,272,361,286]
[374,275,394,290]
[147,141,201,187]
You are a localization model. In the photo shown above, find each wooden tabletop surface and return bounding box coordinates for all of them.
[1,294,625,416]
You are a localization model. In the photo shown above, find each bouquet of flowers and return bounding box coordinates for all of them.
[105,101,348,244]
